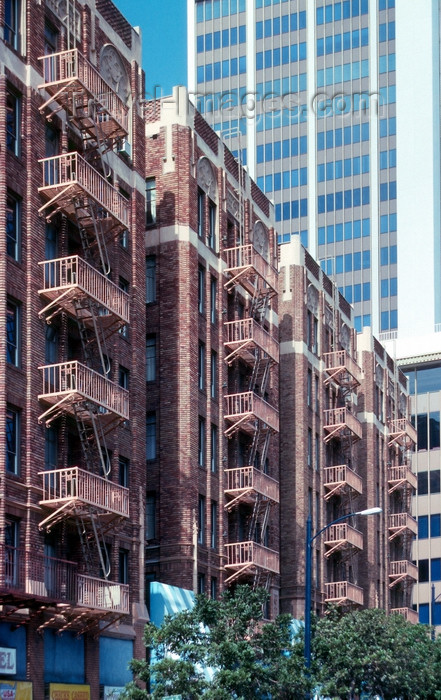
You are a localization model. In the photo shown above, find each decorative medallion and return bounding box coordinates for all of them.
[252,221,269,261]
[197,157,217,200]
[100,44,130,104]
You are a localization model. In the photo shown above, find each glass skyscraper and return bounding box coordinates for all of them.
[187,0,441,339]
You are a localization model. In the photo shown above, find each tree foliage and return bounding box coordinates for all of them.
[123,585,307,700]
[312,607,440,700]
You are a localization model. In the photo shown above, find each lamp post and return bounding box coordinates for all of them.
[304,506,382,670]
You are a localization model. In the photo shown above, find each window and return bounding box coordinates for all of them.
[146,412,156,460]
[418,471,428,495]
[430,470,440,494]
[118,277,129,337]
[198,417,206,467]
[211,577,217,599]
[146,256,156,303]
[44,20,58,55]
[6,405,20,474]
[315,433,320,471]
[211,501,217,548]
[198,188,205,238]
[419,559,429,583]
[418,515,429,539]
[307,369,312,406]
[5,518,19,586]
[119,549,129,584]
[7,299,20,366]
[307,428,312,467]
[146,335,156,382]
[198,266,205,314]
[4,0,20,50]
[145,178,156,225]
[198,495,205,544]
[119,456,129,487]
[146,492,156,540]
[431,514,441,538]
[210,277,217,324]
[208,200,216,249]
[119,365,129,390]
[6,191,20,260]
[6,89,20,156]
[198,573,206,594]
[211,424,218,472]
[45,427,58,472]
[198,342,205,391]
[210,350,217,398]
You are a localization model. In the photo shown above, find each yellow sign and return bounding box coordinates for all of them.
[0,681,32,700]
[48,685,90,700]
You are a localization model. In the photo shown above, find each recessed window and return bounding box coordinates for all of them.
[119,549,129,584]
[198,495,205,544]
[4,0,20,50]
[119,365,129,390]
[146,492,156,540]
[211,501,217,549]
[6,405,20,474]
[207,200,216,249]
[210,424,218,473]
[210,277,217,324]
[146,178,156,226]
[210,350,217,398]
[6,88,20,155]
[198,417,206,468]
[198,266,205,314]
[198,188,205,238]
[146,412,156,460]
[6,299,20,367]
[198,342,205,391]
[146,335,156,382]
[146,256,156,303]
[119,456,129,487]
[6,191,20,260]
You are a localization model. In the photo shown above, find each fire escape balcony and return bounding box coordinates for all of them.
[224,392,279,437]
[224,541,280,584]
[40,467,130,519]
[323,407,363,443]
[38,152,130,237]
[224,244,277,296]
[324,523,363,558]
[324,581,364,606]
[224,318,279,366]
[388,418,417,448]
[0,546,129,616]
[388,513,418,540]
[224,466,279,510]
[38,361,129,426]
[38,48,128,140]
[387,465,417,494]
[323,464,363,500]
[389,560,418,587]
[38,255,130,329]
[77,574,129,614]
[323,350,362,389]
[390,607,419,624]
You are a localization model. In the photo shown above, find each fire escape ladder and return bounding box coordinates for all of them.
[75,513,111,580]
[249,288,270,324]
[72,296,111,377]
[80,104,112,179]
[74,196,111,277]
[259,432,271,471]
[260,500,271,541]
[247,494,262,542]
[248,424,261,469]
[72,402,111,479]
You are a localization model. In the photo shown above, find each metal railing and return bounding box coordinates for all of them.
[0,544,77,602]
[323,407,363,440]
[40,467,130,518]
[323,464,363,494]
[224,318,279,364]
[39,152,130,228]
[225,392,279,432]
[225,467,279,503]
[323,350,362,385]
[39,48,128,133]
[225,541,280,574]
[39,256,130,323]
[388,465,417,491]
[39,361,129,420]
[224,244,277,291]
[390,607,419,624]
[389,560,418,580]
[324,523,363,550]
[77,574,129,613]
[388,513,418,535]
[325,581,364,605]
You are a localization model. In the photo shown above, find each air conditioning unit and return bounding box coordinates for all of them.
[118,139,132,159]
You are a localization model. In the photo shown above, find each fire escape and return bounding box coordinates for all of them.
[223,242,280,593]
[322,350,365,607]
[29,41,130,633]
[388,417,418,623]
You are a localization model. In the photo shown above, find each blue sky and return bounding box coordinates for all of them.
[113,0,187,98]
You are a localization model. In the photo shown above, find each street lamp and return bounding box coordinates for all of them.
[304,506,382,670]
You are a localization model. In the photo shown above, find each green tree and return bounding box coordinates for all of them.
[123,585,308,700]
[312,607,438,700]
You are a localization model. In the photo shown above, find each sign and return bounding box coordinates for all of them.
[102,689,125,700]
[48,685,90,700]
[0,650,16,676]
[0,681,32,700]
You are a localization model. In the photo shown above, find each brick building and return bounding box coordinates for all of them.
[143,86,281,618]
[1,0,148,696]
[279,240,417,622]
